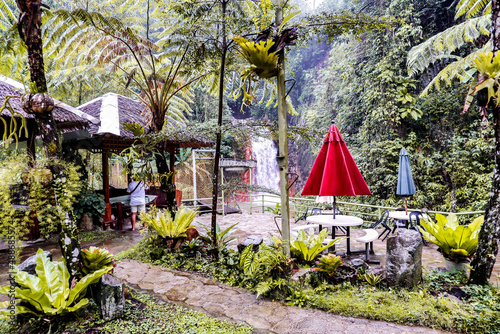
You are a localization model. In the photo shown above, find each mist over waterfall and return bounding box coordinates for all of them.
[251,137,280,192]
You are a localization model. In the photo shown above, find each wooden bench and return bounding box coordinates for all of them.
[356,229,380,263]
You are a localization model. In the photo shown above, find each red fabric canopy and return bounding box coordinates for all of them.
[302,124,371,196]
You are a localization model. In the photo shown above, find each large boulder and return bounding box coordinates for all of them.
[95,274,125,321]
[386,229,423,288]
[79,212,94,231]
[18,251,52,276]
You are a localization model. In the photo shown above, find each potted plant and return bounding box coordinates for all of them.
[419,213,484,272]
[73,190,106,231]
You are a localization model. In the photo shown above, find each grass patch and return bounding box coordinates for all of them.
[1,286,253,334]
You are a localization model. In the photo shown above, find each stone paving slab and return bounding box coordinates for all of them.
[114,259,451,334]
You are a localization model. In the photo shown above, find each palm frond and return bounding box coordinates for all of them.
[407,15,490,76]
[420,44,489,96]
[455,0,490,19]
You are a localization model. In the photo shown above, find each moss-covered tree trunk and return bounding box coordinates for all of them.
[16,0,80,279]
[155,152,175,213]
[16,0,60,158]
[469,0,500,284]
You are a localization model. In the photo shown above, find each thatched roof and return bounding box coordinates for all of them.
[76,92,214,152]
[0,75,98,131]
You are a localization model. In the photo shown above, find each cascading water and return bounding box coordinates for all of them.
[251,137,280,192]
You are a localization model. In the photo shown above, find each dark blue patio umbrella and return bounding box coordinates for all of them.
[396,147,416,214]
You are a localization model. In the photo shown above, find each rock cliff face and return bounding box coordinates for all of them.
[287,115,315,197]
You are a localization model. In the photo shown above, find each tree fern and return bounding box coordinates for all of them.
[407,15,491,77]
[456,0,491,19]
[420,44,490,96]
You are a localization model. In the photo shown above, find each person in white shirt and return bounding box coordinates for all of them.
[126,176,149,231]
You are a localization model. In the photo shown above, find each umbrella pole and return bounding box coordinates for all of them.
[333,197,336,219]
[405,198,408,215]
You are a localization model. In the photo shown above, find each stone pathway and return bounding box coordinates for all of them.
[115,259,450,334]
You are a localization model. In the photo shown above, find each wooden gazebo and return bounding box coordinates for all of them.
[69,92,214,225]
[0,75,99,156]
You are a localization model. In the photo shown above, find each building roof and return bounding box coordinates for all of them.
[0,75,98,130]
[78,92,146,137]
[77,92,214,152]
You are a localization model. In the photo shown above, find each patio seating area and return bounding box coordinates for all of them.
[193,210,500,284]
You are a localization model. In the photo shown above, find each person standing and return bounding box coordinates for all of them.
[126,176,149,231]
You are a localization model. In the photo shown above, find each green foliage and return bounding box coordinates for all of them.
[0,156,82,242]
[363,272,382,286]
[407,15,490,79]
[201,222,239,250]
[114,235,500,334]
[81,246,115,275]
[461,52,500,112]
[419,213,484,260]
[0,249,110,319]
[285,288,310,307]
[304,9,396,42]
[72,190,106,222]
[239,241,293,297]
[422,268,468,291]
[233,36,279,79]
[312,253,343,276]
[1,286,253,334]
[264,203,281,215]
[141,205,197,239]
[290,228,341,262]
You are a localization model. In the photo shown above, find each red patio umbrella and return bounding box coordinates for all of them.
[302,122,371,218]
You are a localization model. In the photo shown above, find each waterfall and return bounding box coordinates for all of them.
[251,137,280,192]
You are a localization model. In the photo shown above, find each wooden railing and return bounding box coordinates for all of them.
[181,193,485,222]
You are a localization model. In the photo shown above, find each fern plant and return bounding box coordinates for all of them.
[239,242,293,297]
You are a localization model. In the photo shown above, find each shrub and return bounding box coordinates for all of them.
[81,246,115,275]
[0,249,111,320]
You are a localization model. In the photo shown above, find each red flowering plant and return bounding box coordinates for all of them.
[81,246,116,275]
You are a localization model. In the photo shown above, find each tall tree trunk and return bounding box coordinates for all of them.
[469,0,500,284]
[156,151,175,213]
[15,0,79,280]
[16,0,60,158]
[210,0,228,257]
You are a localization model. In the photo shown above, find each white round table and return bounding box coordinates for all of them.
[306,215,363,254]
[306,214,363,227]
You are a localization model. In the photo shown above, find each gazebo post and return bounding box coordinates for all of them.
[169,148,175,184]
[102,149,112,224]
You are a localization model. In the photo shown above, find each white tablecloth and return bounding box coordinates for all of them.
[306,215,363,227]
